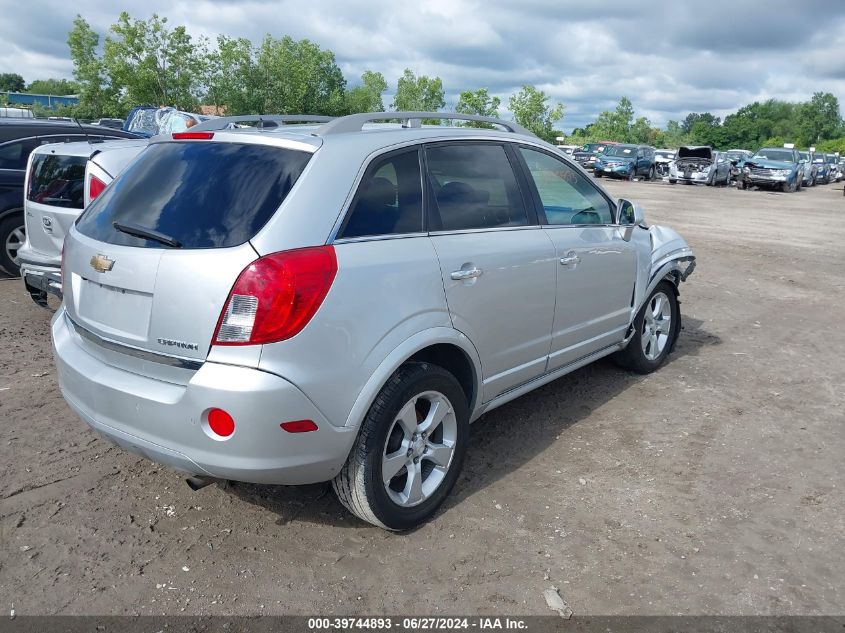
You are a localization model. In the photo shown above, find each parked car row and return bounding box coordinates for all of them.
[16,111,696,529]
[567,139,842,194]
[0,118,139,276]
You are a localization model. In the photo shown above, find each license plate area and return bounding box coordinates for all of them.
[77,277,153,340]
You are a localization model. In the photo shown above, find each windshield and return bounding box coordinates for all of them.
[604,145,637,158]
[655,151,675,159]
[799,152,809,160]
[753,149,794,162]
[580,143,607,153]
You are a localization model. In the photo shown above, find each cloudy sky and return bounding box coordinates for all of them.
[2,0,845,130]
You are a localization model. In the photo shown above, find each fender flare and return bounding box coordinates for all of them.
[341,327,483,429]
[626,254,696,345]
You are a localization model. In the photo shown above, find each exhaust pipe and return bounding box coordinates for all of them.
[186,476,215,491]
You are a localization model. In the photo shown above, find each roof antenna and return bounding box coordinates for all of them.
[73,117,95,146]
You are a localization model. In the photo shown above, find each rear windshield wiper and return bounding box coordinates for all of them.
[113,221,182,248]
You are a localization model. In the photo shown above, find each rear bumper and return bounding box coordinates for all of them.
[20,261,62,298]
[51,308,357,485]
[18,244,62,298]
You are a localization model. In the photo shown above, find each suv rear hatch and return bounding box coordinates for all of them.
[25,139,147,263]
[64,136,315,370]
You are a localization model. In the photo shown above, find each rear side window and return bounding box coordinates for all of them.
[27,153,87,209]
[76,141,311,249]
[340,149,423,239]
[0,138,39,170]
[426,143,528,231]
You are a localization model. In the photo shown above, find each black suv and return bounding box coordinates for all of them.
[0,119,138,275]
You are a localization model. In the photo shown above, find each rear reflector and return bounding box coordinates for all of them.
[172,131,215,140]
[88,174,107,200]
[207,408,235,437]
[213,245,337,346]
[281,420,318,433]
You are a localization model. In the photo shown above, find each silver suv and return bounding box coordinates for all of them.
[53,112,695,530]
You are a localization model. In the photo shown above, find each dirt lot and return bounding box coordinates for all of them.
[1,179,843,616]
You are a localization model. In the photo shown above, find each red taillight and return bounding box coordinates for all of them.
[172,131,215,140]
[213,246,337,346]
[281,420,318,433]
[207,408,235,437]
[89,174,107,200]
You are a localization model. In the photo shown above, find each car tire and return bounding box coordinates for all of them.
[668,179,676,185]
[614,281,680,375]
[628,168,636,182]
[333,361,469,530]
[594,171,603,178]
[783,180,796,193]
[0,212,25,276]
[648,166,656,181]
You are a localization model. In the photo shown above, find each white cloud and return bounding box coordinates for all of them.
[2,0,844,130]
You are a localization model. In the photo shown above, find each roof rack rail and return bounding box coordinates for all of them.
[192,114,334,132]
[315,112,535,137]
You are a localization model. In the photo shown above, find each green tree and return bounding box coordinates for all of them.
[0,73,25,92]
[455,88,501,127]
[68,15,118,118]
[26,78,79,95]
[681,112,720,134]
[103,12,203,111]
[344,70,387,113]
[798,92,842,145]
[203,36,263,114]
[392,69,445,115]
[255,35,347,115]
[588,97,634,141]
[508,85,564,143]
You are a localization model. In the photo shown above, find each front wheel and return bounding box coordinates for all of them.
[594,171,603,178]
[333,362,469,530]
[782,180,796,193]
[614,282,680,374]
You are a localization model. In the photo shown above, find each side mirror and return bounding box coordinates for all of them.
[617,198,645,242]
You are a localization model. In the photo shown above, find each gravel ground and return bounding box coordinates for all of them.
[1,178,843,616]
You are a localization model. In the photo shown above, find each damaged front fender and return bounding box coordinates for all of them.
[631,224,696,323]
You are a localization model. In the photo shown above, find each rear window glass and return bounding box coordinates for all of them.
[27,153,87,209]
[76,141,312,249]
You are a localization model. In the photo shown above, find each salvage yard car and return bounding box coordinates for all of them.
[572,142,614,170]
[738,146,805,192]
[593,144,656,180]
[654,149,676,178]
[668,146,730,186]
[799,150,818,187]
[52,112,695,530]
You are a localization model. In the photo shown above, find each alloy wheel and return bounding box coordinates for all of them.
[5,224,25,267]
[640,291,672,361]
[381,391,457,508]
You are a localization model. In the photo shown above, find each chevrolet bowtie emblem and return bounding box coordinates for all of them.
[90,254,115,273]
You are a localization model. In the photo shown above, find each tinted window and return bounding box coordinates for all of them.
[340,149,422,238]
[519,147,614,225]
[0,140,30,170]
[76,141,311,249]
[426,143,527,231]
[27,153,87,209]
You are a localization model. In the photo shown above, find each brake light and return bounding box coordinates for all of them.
[88,174,107,200]
[213,246,337,346]
[172,131,215,140]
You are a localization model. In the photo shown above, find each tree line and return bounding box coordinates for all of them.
[2,11,843,151]
[569,93,845,152]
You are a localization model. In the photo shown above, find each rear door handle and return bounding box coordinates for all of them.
[451,267,483,280]
[560,253,580,265]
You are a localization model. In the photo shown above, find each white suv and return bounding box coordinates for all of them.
[53,112,695,530]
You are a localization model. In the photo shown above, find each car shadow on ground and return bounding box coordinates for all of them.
[226,316,721,530]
